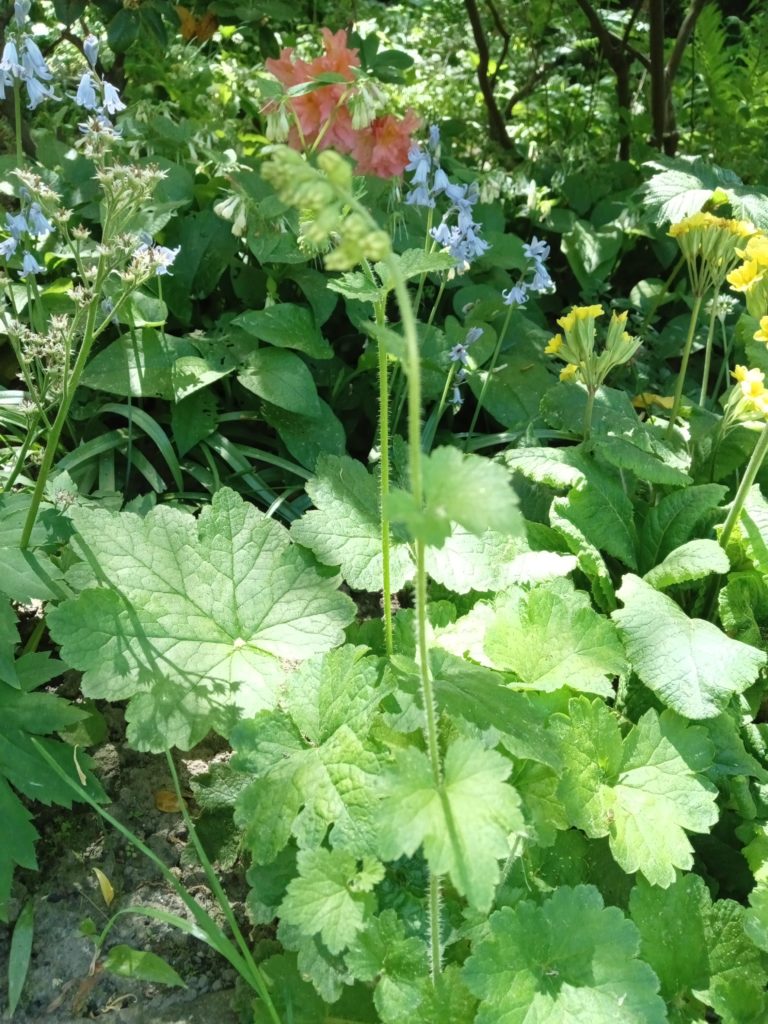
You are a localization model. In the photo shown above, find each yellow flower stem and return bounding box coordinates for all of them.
[718,420,768,551]
[698,288,721,407]
[465,303,514,452]
[583,385,596,442]
[665,292,705,441]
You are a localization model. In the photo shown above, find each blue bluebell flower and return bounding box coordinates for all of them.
[1,41,22,78]
[428,124,440,152]
[405,184,434,209]
[452,384,463,406]
[14,1,31,28]
[101,81,126,115]
[531,262,554,294]
[20,250,44,278]
[0,237,19,259]
[75,72,98,110]
[25,75,56,109]
[502,283,529,306]
[465,326,484,345]
[21,38,52,81]
[405,143,430,184]
[153,245,181,275]
[27,202,52,240]
[6,212,29,238]
[83,35,99,69]
[523,236,550,263]
[450,343,469,364]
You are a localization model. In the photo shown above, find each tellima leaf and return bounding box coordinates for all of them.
[232,646,385,863]
[48,489,355,752]
[377,738,523,911]
[463,884,666,1024]
[551,698,719,887]
[613,574,765,719]
[483,578,626,696]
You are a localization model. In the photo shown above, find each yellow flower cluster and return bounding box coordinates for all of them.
[544,305,639,389]
[669,212,755,297]
[728,230,768,319]
[556,304,604,334]
[731,364,768,416]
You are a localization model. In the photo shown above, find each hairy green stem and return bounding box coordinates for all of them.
[465,302,514,451]
[13,81,23,165]
[665,292,704,440]
[385,251,443,979]
[583,386,596,441]
[375,294,394,657]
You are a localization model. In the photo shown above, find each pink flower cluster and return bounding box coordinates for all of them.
[265,28,420,179]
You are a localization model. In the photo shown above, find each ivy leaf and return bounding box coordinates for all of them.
[483,578,626,696]
[279,848,382,955]
[463,885,666,1024]
[232,646,384,863]
[643,539,730,590]
[637,484,727,574]
[551,698,719,886]
[388,447,522,548]
[291,454,413,592]
[613,574,765,719]
[377,738,523,911]
[48,489,354,752]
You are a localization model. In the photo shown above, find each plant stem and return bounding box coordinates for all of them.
[583,385,596,441]
[385,251,443,979]
[698,289,720,407]
[19,258,107,550]
[13,81,23,165]
[465,303,514,452]
[375,293,394,657]
[718,421,768,551]
[665,291,704,440]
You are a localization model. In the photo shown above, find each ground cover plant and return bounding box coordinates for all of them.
[5,1,768,1022]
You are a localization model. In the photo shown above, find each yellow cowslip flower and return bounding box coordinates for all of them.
[559,363,579,382]
[736,233,768,266]
[751,392,768,417]
[556,305,604,333]
[556,310,576,333]
[731,364,766,399]
[754,316,768,344]
[668,211,723,237]
[728,260,766,292]
[544,334,563,355]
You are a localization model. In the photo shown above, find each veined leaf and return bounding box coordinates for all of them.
[48,489,355,752]
[464,884,666,1024]
[643,539,730,590]
[637,484,727,574]
[551,698,719,887]
[613,574,765,719]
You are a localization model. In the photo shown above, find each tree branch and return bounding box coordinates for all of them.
[463,0,512,149]
[665,0,707,86]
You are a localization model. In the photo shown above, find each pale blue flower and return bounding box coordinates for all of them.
[25,75,56,109]
[465,326,484,345]
[20,250,44,278]
[14,1,31,28]
[531,263,554,294]
[101,81,126,115]
[405,184,434,208]
[523,236,550,263]
[428,124,440,152]
[452,384,463,406]
[405,143,430,184]
[432,166,450,195]
[153,244,180,275]
[6,212,28,239]
[502,283,529,306]
[21,38,52,81]
[450,343,469,364]
[83,34,99,69]
[27,202,52,240]
[75,72,98,110]
[0,237,19,259]
[1,41,22,79]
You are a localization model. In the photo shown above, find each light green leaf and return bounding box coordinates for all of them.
[291,454,413,592]
[551,699,718,886]
[549,505,616,612]
[643,539,730,589]
[238,347,320,415]
[739,485,768,574]
[483,579,626,696]
[389,446,522,548]
[326,270,382,303]
[718,571,768,646]
[232,646,384,863]
[279,848,381,955]
[48,489,354,752]
[504,446,586,490]
[344,910,427,1022]
[613,574,765,718]
[375,248,456,286]
[104,945,186,987]
[637,484,727,573]
[463,885,666,1024]
[704,899,768,1023]
[598,434,692,487]
[232,303,333,360]
[377,738,523,911]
